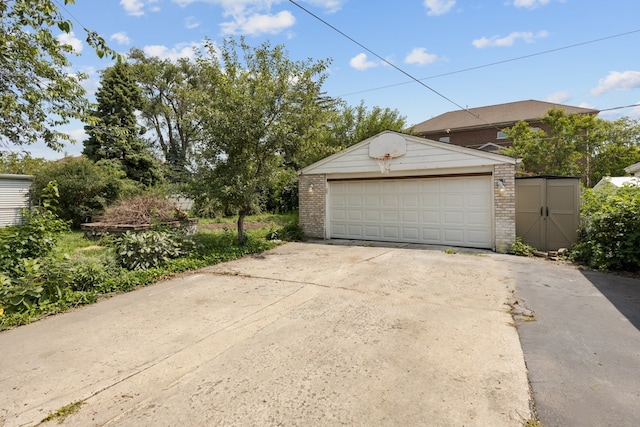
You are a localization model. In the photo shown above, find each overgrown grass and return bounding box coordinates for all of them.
[0,216,290,331]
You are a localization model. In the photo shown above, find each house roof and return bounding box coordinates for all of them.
[410,100,600,134]
[624,161,640,175]
[593,176,640,191]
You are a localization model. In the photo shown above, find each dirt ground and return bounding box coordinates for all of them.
[0,241,532,426]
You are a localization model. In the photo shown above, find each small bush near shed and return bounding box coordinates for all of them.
[571,186,640,271]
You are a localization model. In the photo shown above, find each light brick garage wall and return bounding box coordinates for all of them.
[298,174,326,239]
[493,164,516,252]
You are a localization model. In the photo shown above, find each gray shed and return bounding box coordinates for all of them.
[0,174,33,227]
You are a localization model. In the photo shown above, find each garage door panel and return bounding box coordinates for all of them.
[347,224,363,236]
[382,226,400,239]
[329,176,492,248]
[347,210,362,221]
[444,211,464,225]
[422,211,440,224]
[401,228,420,240]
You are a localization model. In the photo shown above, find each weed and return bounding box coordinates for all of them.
[38,400,85,425]
[443,248,457,254]
[510,237,536,257]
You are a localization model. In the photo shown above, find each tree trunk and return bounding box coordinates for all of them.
[237,209,247,246]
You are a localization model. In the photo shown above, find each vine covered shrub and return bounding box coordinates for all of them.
[571,186,640,271]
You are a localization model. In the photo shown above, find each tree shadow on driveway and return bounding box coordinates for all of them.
[580,269,640,331]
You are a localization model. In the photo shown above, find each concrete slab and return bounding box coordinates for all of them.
[0,242,532,426]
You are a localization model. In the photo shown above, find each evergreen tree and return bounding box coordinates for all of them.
[83,62,161,186]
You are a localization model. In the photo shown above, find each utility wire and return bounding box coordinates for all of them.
[339,29,640,97]
[286,0,501,129]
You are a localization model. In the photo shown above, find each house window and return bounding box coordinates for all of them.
[439,136,450,143]
[497,131,508,140]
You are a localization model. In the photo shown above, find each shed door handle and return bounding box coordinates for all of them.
[546,207,549,217]
[540,207,543,216]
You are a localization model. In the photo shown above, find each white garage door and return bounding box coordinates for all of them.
[329,176,493,249]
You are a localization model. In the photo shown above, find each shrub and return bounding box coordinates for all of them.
[31,157,140,227]
[570,186,640,271]
[510,237,537,257]
[0,182,69,273]
[265,217,303,241]
[114,229,194,271]
[95,193,189,225]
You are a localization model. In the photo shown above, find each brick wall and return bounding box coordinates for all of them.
[493,163,516,252]
[298,174,326,239]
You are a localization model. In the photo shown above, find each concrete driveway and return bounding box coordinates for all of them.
[0,242,532,426]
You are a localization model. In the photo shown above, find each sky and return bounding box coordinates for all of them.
[23,0,640,159]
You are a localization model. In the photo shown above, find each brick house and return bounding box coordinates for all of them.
[298,131,518,251]
[410,100,599,152]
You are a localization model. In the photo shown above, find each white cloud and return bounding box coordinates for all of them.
[143,42,202,61]
[120,0,145,16]
[545,90,571,104]
[423,0,456,16]
[303,0,343,13]
[110,32,131,45]
[121,0,160,16]
[172,0,343,35]
[57,32,83,54]
[405,48,438,66]
[512,0,551,9]
[349,53,378,71]
[185,16,201,29]
[67,128,88,145]
[221,11,296,35]
[591,71,640,96]
[472,30,548,48]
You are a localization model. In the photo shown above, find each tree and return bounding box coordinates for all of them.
[83,61,161,186]
[295,101,408,168]
[193,38,331,244]
[589,117,640,186]
[128,48,204,181]
[502,109,640,186]
[0,0,116,151]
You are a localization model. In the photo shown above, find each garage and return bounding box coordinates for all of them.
[298,131,517,251]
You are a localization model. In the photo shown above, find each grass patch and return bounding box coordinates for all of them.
[38,400,85,425]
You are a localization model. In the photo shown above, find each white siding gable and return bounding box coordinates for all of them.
[0,174,33,227]
[301,131,516,176]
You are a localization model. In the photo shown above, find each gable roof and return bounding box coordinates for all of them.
[593,176,640,191]
[300,131,516,176]
[625,161,640,176]
[411,100,600,134]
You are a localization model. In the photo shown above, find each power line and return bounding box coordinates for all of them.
[287,0,501,130]
[339,29,640,97]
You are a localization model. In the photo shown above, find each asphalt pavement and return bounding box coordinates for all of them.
[510,256,640,426]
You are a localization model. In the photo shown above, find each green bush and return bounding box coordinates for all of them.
[571,186,640,271]
[114,229,195,271]
[510,237,537,257]
[0,182,69,273]
[31,157,140,227]
[265,217,303,241]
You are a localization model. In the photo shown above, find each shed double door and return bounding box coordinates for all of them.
[515,178,580,251]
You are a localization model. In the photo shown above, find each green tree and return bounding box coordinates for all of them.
[297,101,408,168]
[589,117,640,186]
[502,109,640,186]
[128,48,204,181]
[193,38,331,244]
[0,0,116,151]
[83,62,161,186]
[0,152,48,175]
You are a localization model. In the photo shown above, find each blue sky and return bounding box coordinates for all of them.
[28,0,640,158]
